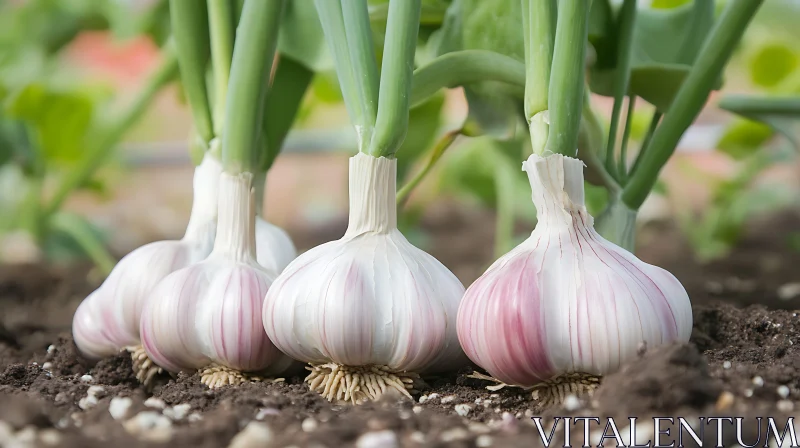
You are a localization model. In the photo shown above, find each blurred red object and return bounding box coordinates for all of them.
[65,31,160,86]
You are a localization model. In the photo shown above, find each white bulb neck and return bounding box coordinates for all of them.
[184,154,223,242]
[212,171,257,261]
[522,154,592,228]
[345,153,398,236]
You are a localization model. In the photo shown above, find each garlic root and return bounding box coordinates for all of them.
[305,363,419,405]
[199,363,285,389]
[127,345,163,389]
[467,370,601,407]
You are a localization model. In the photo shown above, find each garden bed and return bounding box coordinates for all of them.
[1,210,799,447]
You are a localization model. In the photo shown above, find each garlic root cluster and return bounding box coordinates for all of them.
[457,154,692,395]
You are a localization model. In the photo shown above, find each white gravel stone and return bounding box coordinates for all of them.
[440,428,469,442]
[164,404,191,421]
[79,374,93,383]
[38,429,62,446]
[301,418,318,432]
[144,397,167,409]
[476,434,494,447]
[123,411,173,443]
[777,385,790,399]
[440,395,457,404]
[78,395,98,410]
[752,376,764,387]
[255,408,280,420]
[454,404,472,416]
[409,431,425,444]
[356,430,398,448]
[722,361,731,369]
[227,422,273,448]
[109,397,133,420]
[564,394,581,411]
[777,400,794,412]
[0,421,12,443]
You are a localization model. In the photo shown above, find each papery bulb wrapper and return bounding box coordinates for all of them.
[263,153,466,373]
[140,172,292,375]
[72,155,221,359]
[456,154,692,386]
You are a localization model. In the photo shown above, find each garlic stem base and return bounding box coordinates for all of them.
[199,363,286,389]
[305,363,419,405]
[127,345,162,390]
[467,371,601,407]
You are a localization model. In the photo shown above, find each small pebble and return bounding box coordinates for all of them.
[777,385,790,399]
[109,397,133,420]
[301,418,318,432]
[777,400,794,412]
[476,435,493,447]
[454,404,472,416]
[227,421,273,448]
[79,374,93,383]
[38,429,62,446]
[440,395,457,404]
[164,404,191,421]
[47,345,55,354]
[255,408,280,420]
[744,389,753,398]
[42,362,53,371]
[564,394,581,411]
[715,391,735,411]
[722,361,731,369]
[79,395,99,410]
[123,412,173,443]
[409,432,425,444]
[468,423,491,434]
[356,430,398,448]
[144,397,167,410]
[440,428,469,442]
[412,406,423,414]
[752,376,764,387]
[778,282,800,300]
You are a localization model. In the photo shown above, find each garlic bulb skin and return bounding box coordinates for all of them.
[255,217,296,273]
[263,153,466,374]
[457,154,692,386]
[140,172,293,375]
[72,154,221,359]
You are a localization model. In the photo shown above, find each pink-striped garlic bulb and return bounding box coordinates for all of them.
[457,154,692,395]
[263,153,466,404]
[140,172,294,388]
[72,154,221,361]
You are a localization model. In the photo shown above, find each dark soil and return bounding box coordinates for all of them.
[1,211,799,447]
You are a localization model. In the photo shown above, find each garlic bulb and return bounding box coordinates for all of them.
[140,172,293,387]
[72,154,221,359]
[263,153,466,403]
[255,217,296,273]
[457,154,692,392]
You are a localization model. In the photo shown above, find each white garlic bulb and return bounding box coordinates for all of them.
[262,153,466,402]
[140,172,293,380]
[255,217,296,274]
[72,154,221,359]
[457,154,692,387]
